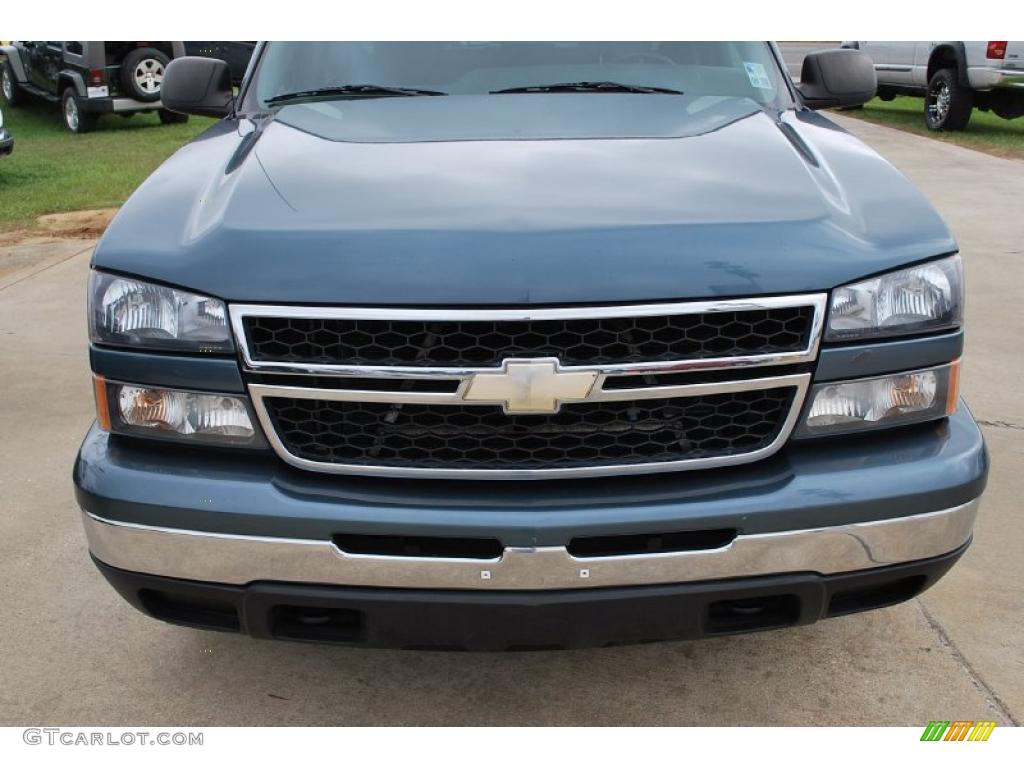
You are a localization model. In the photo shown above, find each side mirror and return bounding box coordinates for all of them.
[161,56,233,118]
[797,49,876,110]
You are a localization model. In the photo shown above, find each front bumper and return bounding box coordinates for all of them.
[93,544,968,650]
[75,403,987,646]
[0,130,12,156]
[82,500,978,591]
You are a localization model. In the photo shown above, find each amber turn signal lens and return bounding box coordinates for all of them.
[93,375,111,431]
[946,359,961,415]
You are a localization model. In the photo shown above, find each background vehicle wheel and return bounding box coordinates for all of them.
[62,88,97,133]
[925,68,973,131]
[158,109,189,125]
[120,47,170,102]
[1,61,25,106]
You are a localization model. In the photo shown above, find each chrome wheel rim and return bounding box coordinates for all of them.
[65,96,79,131]
[133,58,164,95]
[927,82,950,124]
[1,69,12,101]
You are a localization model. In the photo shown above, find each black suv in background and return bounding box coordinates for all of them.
[0,41,188,132]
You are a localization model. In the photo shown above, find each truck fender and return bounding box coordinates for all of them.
[928,42,969,88]
[0,45,28,82]
[59,69,87,97]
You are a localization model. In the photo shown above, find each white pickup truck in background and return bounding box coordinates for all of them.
[843,41,1024,130]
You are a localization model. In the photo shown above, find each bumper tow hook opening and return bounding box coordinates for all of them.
[270,605,365,643]
[706,594,802,634]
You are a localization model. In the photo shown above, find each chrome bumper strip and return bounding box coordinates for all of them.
[82,500,978,591]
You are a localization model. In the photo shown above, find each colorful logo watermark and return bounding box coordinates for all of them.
[920,721,996,741]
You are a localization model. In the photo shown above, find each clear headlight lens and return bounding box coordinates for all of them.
[796,362,959,437]
[89,271,232,353]
[826,255,963,341]
[96,378,264,447]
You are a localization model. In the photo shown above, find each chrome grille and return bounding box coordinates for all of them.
[243,307,814,367]
[231,295,825,479]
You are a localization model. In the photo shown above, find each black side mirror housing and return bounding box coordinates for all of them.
[162,56,234,118]
[797,48,877,110]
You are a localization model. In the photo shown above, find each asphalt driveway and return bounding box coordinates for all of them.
[0,115,1021,726]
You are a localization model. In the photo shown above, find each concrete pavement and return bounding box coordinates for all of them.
[0,116,1020,726]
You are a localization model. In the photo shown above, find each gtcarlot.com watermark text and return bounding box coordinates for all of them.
[23,728,203,746]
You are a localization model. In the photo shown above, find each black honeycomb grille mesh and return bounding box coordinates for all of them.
[245,307,813,367]
[265,388,795,471]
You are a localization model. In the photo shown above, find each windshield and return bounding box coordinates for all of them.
[253,42,789,109]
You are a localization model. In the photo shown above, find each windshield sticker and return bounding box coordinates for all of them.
[743,62,772,89]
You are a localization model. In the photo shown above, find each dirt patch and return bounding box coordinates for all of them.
[0,208,118,247]
[36,208,119,239]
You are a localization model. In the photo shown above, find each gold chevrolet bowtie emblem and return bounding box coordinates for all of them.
[463,358,598,414]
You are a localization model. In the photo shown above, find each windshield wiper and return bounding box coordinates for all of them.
[491,81,682,95]
[265,85,447,106]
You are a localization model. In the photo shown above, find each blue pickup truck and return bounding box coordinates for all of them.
[75,42,987,650]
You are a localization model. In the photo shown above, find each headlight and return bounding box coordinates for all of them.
[795,362,959,437]
[94,377,265,448]
[89,271,233,353]
[826,255,963,341]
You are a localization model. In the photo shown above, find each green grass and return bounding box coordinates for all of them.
[0,96,215,230]
[842,96,1024,159]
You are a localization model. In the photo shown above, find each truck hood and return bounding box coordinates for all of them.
[94,95,955,304]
